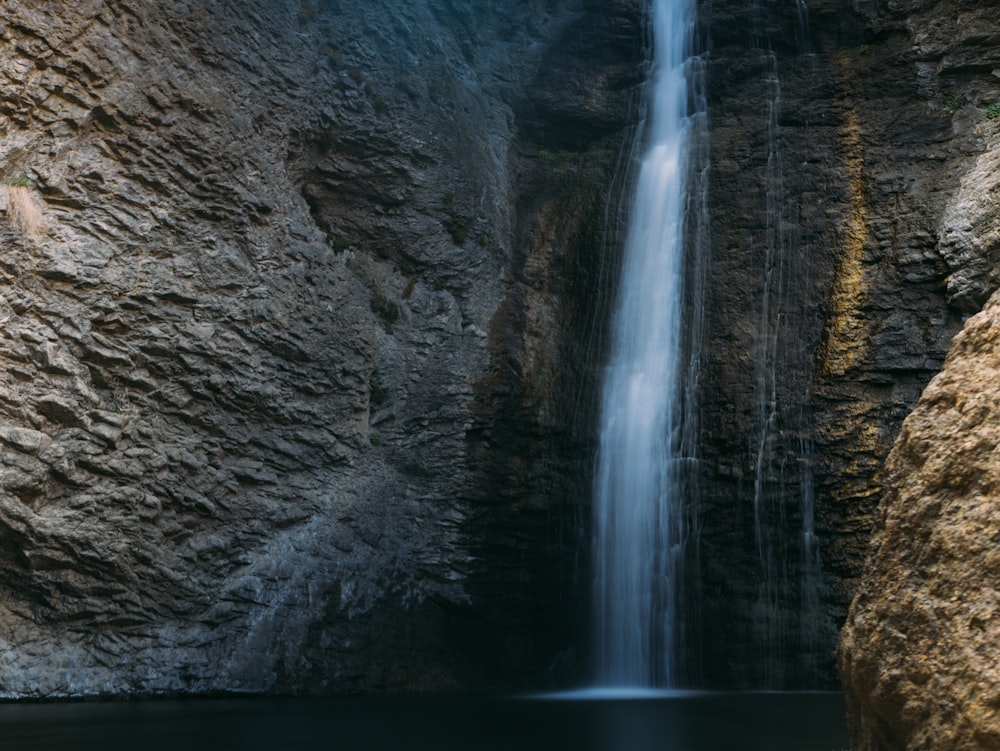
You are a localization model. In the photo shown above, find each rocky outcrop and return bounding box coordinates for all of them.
[838,289,1000,751]
[834,2,1000,739]
[0,0,641,695]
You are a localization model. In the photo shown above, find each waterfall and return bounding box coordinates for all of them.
[592,0,700,688]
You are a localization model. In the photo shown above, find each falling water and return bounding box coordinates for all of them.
[750,48,788,687]
[795,0,812,54]
[592,0,699,688]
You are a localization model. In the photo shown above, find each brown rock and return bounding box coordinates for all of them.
[839,290,1000,750]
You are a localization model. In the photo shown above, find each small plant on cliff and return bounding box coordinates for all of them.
[5,178,45,242]
[370,287,400,325]
[108,376,135,416]
[443,213,469,245]
[986,103,1000,120]
[858,43,872,56]
[944,97,965,114]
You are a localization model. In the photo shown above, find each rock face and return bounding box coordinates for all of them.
[824,0,1000,747]
[834,2,1000,741]
[838,291,1000,751]
[683,0,1000,689]
[1,0,998,705]
[0,0,642,695]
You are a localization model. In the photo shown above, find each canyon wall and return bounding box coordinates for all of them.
[704,0,1000,744]
[688,0,1000,692]
[839,292,1000,750]
[0,0,640,695]
[833,2,1000,748]
[0,0,997,711]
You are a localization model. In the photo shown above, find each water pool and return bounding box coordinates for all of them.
[0,691,849,750]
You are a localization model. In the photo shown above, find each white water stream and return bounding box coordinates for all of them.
[592,0,699,688]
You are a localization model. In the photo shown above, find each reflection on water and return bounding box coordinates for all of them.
[0,691,848,751]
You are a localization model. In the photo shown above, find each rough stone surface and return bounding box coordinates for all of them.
[838,290,1000,751]
[2,0,999,707]
[0,0,641,696]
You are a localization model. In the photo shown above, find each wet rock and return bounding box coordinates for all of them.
[690,0,1000,689]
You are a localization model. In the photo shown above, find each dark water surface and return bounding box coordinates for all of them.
[0,691,848,750]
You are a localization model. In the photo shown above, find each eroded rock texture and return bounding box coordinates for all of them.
[2,0,998,705]
[827,1,1000,746]
[838,292,1000,751]
[0,0,641,695]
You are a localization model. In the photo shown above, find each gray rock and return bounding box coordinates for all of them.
[0,0,641,695]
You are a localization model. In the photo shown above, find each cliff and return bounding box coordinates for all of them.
[828,0,1000,748]
[1,0,998,709]
[839,290,1000,750]
[687,0,1000,691]
[0,0,640,695]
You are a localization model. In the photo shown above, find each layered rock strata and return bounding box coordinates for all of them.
[687,0,1000,688]
[2,0,999,704]
[831,0,1000,745]
[0,0,640,695]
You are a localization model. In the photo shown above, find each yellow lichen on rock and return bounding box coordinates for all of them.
[819,66,871,378]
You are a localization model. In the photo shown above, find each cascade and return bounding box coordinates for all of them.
[591,0,703,688]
